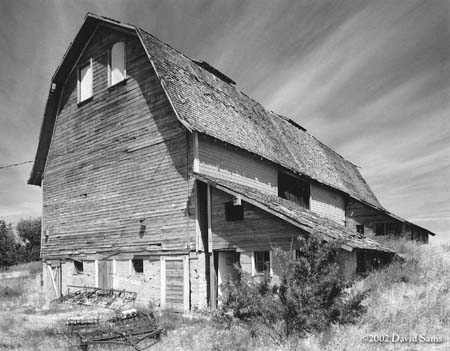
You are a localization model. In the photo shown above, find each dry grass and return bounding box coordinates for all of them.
[1,241,449,350]
[0,261,42,274]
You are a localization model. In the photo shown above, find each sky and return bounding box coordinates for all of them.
[0,0,448,243]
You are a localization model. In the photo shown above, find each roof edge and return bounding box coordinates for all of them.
[135,27,193,133]
[194,172,394,254]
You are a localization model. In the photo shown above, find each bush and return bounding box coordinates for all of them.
[218,235,367,344]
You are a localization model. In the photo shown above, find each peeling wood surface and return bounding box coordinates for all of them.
[42,27,195,260]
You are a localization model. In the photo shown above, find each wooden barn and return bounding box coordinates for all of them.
[29,14,434,311]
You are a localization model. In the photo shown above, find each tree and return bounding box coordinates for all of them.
[219,234,366,343]
[0,220,16,267]
[16,217,41,262]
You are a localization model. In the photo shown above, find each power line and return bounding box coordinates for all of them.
[0,160,33,170]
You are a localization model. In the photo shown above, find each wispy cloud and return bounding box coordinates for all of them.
[0,0,448,241]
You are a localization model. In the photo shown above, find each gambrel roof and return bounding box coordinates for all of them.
[28,13,435,238]
[136,28,382,209]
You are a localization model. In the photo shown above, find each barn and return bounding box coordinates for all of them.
[29,13,433,311]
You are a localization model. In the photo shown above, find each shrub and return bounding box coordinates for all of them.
[218,235,367,344]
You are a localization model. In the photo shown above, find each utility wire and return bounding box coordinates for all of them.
[0,160,33,170]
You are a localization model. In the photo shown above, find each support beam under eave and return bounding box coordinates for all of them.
[206,184,217,309]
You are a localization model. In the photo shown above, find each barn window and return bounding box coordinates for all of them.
[132,259,144,274]
[375,223,385,236]
[78,60,93,103]
[225,201,244,221]
[386,223,401,236]
[74,260,84,274]
[278,172,310,208]
[356,225,364,235]
[109,41,126,86]
[253,251,271,274]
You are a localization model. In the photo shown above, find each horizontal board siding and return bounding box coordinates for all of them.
[198,135,277,194]
[42,26,195,259]
[346,200,391,236]
[164,259,184,310]
[346,200,428,242]
[210,188,304,252]
[310,184,345,225]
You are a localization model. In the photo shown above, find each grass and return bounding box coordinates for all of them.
[0,261,42,274]
[0,241,449,350]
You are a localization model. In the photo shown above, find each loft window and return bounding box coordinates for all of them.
[278,172,310,208]
[74,260,84,274]
[78,60,93,102]
[132,259,143,274]
[356,225,364,235]
[225,201,244,221]
[254,251,271,274]
[109,41,126,86]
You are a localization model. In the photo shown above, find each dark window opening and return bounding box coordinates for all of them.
[375,223,385,236]
[254,251,270,274]
[278,172,310,208]
[356,225,364,235]
[375,223,402,236]
[225,201,244,221]
[74,261,84,274]
[386,223,401,236]
[132,259,144,273]
[357,250,393,274]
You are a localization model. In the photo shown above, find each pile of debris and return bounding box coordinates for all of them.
[67,308,163,350]
[56,285,137,309]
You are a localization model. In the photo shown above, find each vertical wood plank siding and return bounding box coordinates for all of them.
[42,26,195,259]
[310,184,346,225]
[198,135,277,194]
[210,187,304,251]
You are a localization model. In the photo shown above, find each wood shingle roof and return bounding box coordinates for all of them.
[137,27,383,209]
[194,173,394,253]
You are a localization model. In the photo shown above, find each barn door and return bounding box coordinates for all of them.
[98,260,113,289]
[161,256,189,312]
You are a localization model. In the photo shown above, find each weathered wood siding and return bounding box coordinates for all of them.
[197,135,277,194]
[310,184,346,225]
[210,187,304,252]
[161,256,189,311]
[346,199,428,243]
[42,25,195,259]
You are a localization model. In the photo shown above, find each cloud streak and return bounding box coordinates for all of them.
[0,0,448,242]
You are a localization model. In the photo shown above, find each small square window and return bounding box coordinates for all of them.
[78,61,93,102]
[356,225,364,235]
[74,260,84,274]
[254,251,270,274]
[109,41,126,86]
[225,201,244,221]
[132,259,143,274]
